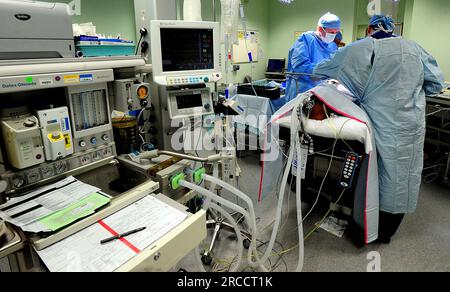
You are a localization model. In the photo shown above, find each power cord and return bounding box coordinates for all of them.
[304,188,347,241]
[300,118,354,224]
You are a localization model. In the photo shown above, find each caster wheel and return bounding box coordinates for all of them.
[243,239,251,250]
[201,252,213,266]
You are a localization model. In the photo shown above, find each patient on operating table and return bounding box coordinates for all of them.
[309,100,328,121]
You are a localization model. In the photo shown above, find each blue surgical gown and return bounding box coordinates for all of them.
[278,32,338,111]
[314,37,446,214]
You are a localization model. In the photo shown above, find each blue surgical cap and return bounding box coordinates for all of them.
[318,12,341,30]
[370,15,395,32]
[335,32,343,41]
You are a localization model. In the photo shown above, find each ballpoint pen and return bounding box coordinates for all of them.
[100,227,147,245]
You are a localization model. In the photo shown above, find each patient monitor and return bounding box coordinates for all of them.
[150,20,222,86]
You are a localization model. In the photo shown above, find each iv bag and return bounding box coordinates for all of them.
[184,0,202,21]
[221,0,240,45]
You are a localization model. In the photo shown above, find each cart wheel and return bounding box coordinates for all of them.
[201,252,213,266]
[243,239,251,250]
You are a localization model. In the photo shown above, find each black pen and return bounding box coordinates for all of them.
[100,227,147,245]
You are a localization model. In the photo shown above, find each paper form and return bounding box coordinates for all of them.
[39,193,111,232]
[0,177,101,230]
[36,220,134,272]
[0,177,76,209]
[101,196,188,251]
[36,196,188,272]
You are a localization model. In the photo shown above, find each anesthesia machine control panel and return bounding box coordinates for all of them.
[0,69,117,194]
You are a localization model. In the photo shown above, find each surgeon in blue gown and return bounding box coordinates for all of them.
[314,15,446,244]
[275,13,341,111]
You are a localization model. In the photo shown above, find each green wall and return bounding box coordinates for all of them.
[46,0,137,42]
[402,0,415,39]
[405,0,449,79]
[43,0,448,80]
[267,0,356,60]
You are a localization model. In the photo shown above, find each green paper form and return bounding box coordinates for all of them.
[39,193,111,232]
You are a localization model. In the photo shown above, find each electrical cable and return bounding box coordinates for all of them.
[137,108,150,135]
[423,164,446,171]
[427,107,450,117]
[301,139,338,223]
[135,34,144,55]
[195,122,203,158]
[299,112,354,225]
[323,104,355,153]
[423,156,449,184]
[266,188,347,259]
[304,188,346,241]
[213,239,289,272]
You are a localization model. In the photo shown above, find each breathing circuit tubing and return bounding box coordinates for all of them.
[178,100,306,272]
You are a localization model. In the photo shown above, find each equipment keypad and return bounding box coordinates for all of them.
[340,152,359,189]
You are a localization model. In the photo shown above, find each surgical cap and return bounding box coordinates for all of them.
[318,12,341,30]
[370,15,395,32]
[335,32,343,41]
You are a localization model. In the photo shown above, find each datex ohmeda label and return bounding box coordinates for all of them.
[2,82,37,89]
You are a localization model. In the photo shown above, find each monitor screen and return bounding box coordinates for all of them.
[176,94,203,109]
[160,28,214,72]
[267,59,286,73]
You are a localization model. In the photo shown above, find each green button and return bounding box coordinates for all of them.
[25,77,33,83]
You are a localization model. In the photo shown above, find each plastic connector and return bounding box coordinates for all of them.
[170,173,186,190]
[193,168,206,185]
[141,41,149,54]
[139,28,148,37]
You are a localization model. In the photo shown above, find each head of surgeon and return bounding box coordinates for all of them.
[316,12,341,44]
[367,14,396,39]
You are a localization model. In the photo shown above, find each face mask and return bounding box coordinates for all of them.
[322,32,337,44]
